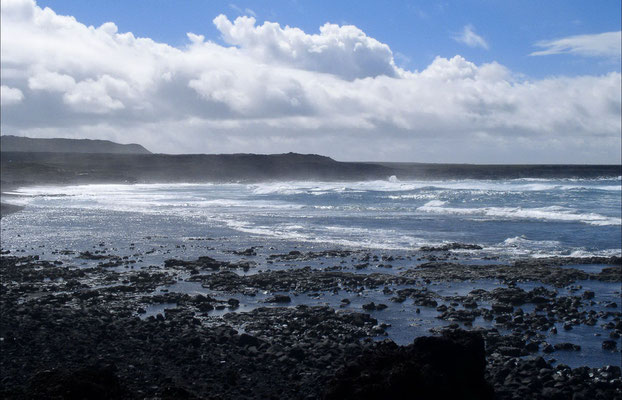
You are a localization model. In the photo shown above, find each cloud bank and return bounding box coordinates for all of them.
[1,0,620,163]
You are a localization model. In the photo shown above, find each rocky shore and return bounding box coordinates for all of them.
[1,246,621,399]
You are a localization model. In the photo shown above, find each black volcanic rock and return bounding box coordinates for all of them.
[265,294,292,303]
[323,330,493,400]
[419,242,483,252]
[1,135,151,154]
[26,364,129,400]
[2,255,621,400]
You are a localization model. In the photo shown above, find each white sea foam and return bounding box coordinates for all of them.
[246,178,621,197]
[565,249,622,258]
[418,201,621,226]
[502,236,561,247]
[6,181,620,257]
[476,236,621,258]
[420,200,447,208]
[11,182,621,226]
[220,218,438,250]
[11,177,621,204]
[387,193,438,200]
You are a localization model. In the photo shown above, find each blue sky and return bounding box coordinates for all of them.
[36,0,621,78]
[1,0,620,162]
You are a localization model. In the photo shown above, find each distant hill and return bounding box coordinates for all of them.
[0,135,151,154]
[0,152,393,185]
[1,151,618,189]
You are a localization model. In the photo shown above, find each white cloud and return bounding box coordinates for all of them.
[1,85,24,105]
[0,0,620,163]
[531,31,621,58]
[62,75,129,113]
[454,24,489,50]
[213,14,400,80]
[28,71,76,92]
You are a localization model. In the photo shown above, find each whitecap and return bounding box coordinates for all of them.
[418,202,621,226]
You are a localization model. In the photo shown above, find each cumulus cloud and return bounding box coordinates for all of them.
[213,14,400,80]
[0,0,620,163]
[1,85,24,105]
[531,31,621,58]
[454,24,489,50]
[28,71,76,92]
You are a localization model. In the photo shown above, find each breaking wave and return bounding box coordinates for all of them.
[417,201,621,226]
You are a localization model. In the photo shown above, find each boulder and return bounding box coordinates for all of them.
[323,330,493,400]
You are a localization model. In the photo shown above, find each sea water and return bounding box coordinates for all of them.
[3,176,621,258]
[1,176,621,367]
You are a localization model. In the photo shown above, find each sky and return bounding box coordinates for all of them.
[1,0,621,163]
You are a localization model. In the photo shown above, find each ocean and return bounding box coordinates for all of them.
[1,175,621,368]
[3,176,621,258]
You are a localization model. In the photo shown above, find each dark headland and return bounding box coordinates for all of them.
[0,135,151,155]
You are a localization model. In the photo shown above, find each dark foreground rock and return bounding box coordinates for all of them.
[324,330,493,400]
[1,300,490,400]
[26,364,130,400]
